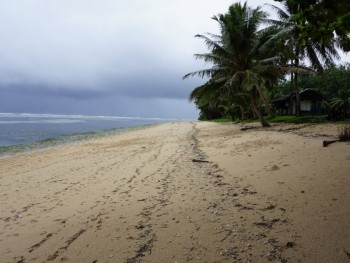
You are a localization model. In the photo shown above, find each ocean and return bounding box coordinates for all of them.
[0,113,172,156]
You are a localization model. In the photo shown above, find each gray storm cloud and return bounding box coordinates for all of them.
[0,0,283,118]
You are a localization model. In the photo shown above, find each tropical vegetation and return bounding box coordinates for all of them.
[184,0,350,125]
[282,64,350,120]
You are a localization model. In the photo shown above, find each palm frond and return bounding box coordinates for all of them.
[264,4,290,22]
[183,67,221,80]
[194,34,230,55]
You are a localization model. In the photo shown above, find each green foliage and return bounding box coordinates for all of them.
[266,0,341,115]
[266,115,328,123]
[295,64,350,119]
[197,104,224,121]
[209,116,233,123]
[273,0,350,51]
[185,0,349,122]
[268,78,293,100]
[226,114,327,124]
[184,2,288,126]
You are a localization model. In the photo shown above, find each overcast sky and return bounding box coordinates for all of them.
[0,1,348,119]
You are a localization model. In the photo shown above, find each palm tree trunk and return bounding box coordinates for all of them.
[294,73,301,116]
[295,51,301,116]
[251,99,270,127]
[256,85,274,117]
[240,106,245,120]
[344,90,350,119]
[290,72,294,115]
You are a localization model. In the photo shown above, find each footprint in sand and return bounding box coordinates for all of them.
[270,165,280,171]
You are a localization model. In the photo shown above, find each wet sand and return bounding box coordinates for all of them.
[0,121,349,263]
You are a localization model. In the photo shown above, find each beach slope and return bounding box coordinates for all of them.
[0,122,349,262]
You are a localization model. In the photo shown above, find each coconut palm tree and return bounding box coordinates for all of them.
[184,2,285,127]
[278,0,350,52]
[190,79,252,121]
[265,0,339,115]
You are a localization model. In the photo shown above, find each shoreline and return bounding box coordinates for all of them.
[0,121,349,262]
[0,123,164,159]
[0,112,176,155]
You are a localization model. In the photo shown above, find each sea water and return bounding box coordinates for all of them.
[0,113,171,156]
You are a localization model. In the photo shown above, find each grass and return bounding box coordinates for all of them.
[266,115,328,124]
[208,115,329,124]
[336,120,350,125]
[207,115,350,125]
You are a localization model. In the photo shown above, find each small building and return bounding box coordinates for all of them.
[273,89,323,115]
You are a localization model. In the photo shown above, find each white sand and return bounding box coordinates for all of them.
[0,121,349,263]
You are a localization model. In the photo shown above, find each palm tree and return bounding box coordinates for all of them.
[265,1,339,115]
[189,78,251,121]
[184,2,285,127]
[330,97,350,119]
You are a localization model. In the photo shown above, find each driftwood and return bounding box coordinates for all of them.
[240,126,256,131]
[192,159,209,163]
[323,127,350,147]
[323,140,339,147]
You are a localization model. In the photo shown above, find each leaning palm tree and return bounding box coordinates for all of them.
[184,2,285,127]
[265,1,339,115]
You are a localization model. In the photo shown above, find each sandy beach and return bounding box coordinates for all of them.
[0,121,349,263]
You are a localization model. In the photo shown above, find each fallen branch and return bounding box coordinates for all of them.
[325,127,350,146]
[240,126,256,131]
[192,159,209,163]
[214,229,232,242]
[323,140,339,147]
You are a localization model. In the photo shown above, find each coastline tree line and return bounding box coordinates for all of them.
[184,0,350,126]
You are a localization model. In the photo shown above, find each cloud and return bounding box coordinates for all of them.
[0,87,198,118]
[0,0,307,118]
[0,1,227,91]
